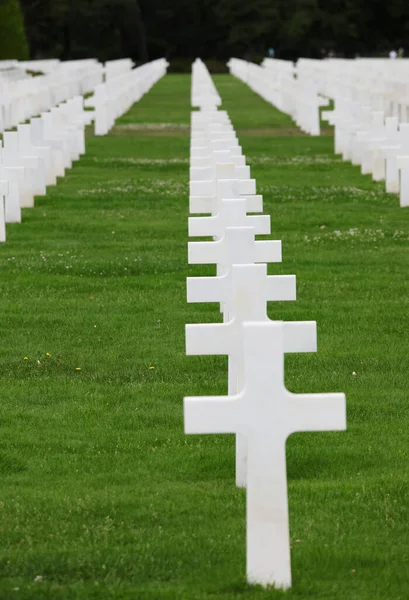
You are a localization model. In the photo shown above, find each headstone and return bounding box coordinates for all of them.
[187,263,315,487]
[188,226,282,268]
[0,180,8,241]
[184,321,346,589]
[0,166,22,223]
[397,155,409,207]
[188,199,270,238]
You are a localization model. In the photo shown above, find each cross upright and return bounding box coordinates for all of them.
[0,165,22,223]
[374,116,398,184]
[184,321,346,589]
[381,122,409,193]
[397,155,409,207]
[360,111,385,176]
[0,179,8,242]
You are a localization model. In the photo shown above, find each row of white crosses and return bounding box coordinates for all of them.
[85,58,169,135]
[314,60,409,208]
[227,58,328,136]
[0,59,104,134]
[191,59,222,110]
[0,57,169,241]
[322,94,409,206]
[0,58,168,137]
[185,61,346,589]
[228,56,409,207]
[0,96,92,242]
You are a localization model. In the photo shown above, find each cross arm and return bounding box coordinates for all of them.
[254,240,282,263]
[188,215,218,237]
[247,215,271,235]
[188,239,220,265]
[187,274,225,303]
[397,156,409,170]
[189,195,214,214]
[238,179,256,196]
[243,195,263,213]
[190,180,215,197]
[186,322,233,356]
[266,275,296,301]
[287,392,346,435]
[184,395,241,434]
[283,321,317,353]
[189,194,263,215]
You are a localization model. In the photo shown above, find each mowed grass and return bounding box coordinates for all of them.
[0,73,408,599]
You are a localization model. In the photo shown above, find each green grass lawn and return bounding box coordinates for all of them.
[0,73,408,599]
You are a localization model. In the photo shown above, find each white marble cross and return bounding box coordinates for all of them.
[190,174,255,198]
[360,111,385,176]
[18,123,55,187]
[187,263,316,486]
[2,131,45,205]
[188,199,270,239]
[397,155,409,207]
[190,149,246,169]
[190,164,251,182]
[184,320,346,589]
[188,226,281,268]
[190,178,261,215]
[191,142,241,158]
[0,166,22,223]
[370,115,398,182]
[191,132,238,145]
[381,122,409,194]
[30,117,65,180]
[0,180,8,242]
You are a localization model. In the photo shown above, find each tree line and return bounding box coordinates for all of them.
[1,0,409,65]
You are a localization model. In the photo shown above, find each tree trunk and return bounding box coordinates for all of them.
[134,0,148,61]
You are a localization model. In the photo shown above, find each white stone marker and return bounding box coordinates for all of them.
[397,156,409,207]
[2,131,45,205]
[187,263,316,487]
[190,175,255,198]
[190,149,246,169]
[190,164,251,182]
[184,320,346,589]
[0,166,22,223]
[18,123,54,187]
[382,122,409,194]
[0,180,8,241]
[188,226,281,268]
[188,199,270,238]
[190,178,261,215]
[30,117,65,180]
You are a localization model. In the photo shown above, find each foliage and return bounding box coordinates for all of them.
[12,0,409,62]
[0,0,29,60]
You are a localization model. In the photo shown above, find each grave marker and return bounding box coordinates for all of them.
[184,321,346,589]
[187,264,316,487]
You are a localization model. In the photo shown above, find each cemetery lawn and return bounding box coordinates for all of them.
[0,73,409,600]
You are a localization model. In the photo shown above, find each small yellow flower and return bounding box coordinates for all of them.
[46,353,51,357]
[23,356,28,360]
[75,367,81,371]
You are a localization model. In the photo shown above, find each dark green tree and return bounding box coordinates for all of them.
[0,0,29,60]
